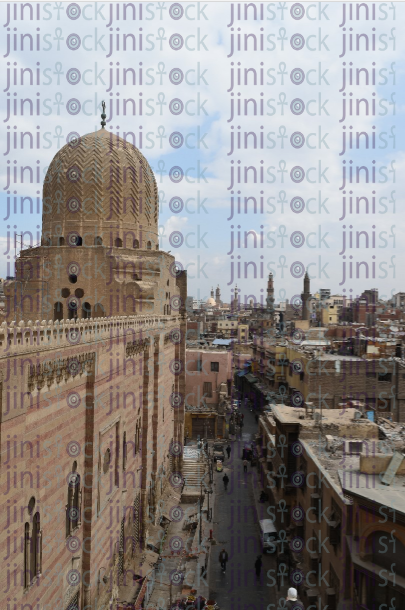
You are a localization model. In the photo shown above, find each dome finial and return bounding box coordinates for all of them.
[101,101,106,128]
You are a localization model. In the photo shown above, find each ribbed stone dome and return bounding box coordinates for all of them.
[42,129,159,248]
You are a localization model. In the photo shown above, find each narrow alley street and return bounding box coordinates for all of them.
[208,408,278,610]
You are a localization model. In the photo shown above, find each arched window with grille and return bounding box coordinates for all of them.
[24,522,30,587]
[66,463,82,538]
[24,497,42,588]
[132,493,141,555]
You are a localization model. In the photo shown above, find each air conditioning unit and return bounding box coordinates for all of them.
[344,440,363,455]
[353,410,362,420]
[313,412,321,423]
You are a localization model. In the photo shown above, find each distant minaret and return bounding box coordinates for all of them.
[210,286,215,299]
[266,273,275,312]
[301,271,311,321]
[266,272,275,325]
[215,285,221,305]
[233,285,239,312]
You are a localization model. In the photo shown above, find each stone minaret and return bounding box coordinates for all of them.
[301,271,311,321]
[233,285,239,312]
[215,285,221,305]
[210,287,215,299]
[266,273,275,313]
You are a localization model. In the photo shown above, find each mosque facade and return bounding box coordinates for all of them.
[1,119,187,609]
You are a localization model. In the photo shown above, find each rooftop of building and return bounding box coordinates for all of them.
[269,404,376,428]
[337,468,405,510]
[264,404,405,507]
[186,345,231,352]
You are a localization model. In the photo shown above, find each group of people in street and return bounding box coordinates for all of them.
[218,550,263,582]
[219,547,304,605]
[216,400,305,608]
[197,439,209,452]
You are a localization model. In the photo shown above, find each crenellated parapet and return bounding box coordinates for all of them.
[0,314,181,358]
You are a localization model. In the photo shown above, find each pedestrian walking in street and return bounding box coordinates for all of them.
[223,473,229,491]
[285,588,304,609]
[243,459,248,473]
[226,445,231,459]
[241,413,244,422]
[219,548,229,573]
[240,420,244,429]
[254,555,262,581]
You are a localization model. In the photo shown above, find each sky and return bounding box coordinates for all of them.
[0,1,403,306]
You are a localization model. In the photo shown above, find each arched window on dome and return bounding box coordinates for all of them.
[94,236,103,246]
[58,237,65,246]
[82,302,91,319]
[94,303,105,318]
[115,238,123,248]
[133,239,139,249]
[147,241,152,250]
[44,237,52,247]
[68,235,82,247]
[54,302,63,322]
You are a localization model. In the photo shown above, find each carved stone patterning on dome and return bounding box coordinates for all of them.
[42,129,159,248]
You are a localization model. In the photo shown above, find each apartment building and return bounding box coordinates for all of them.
[256,405,405,609]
